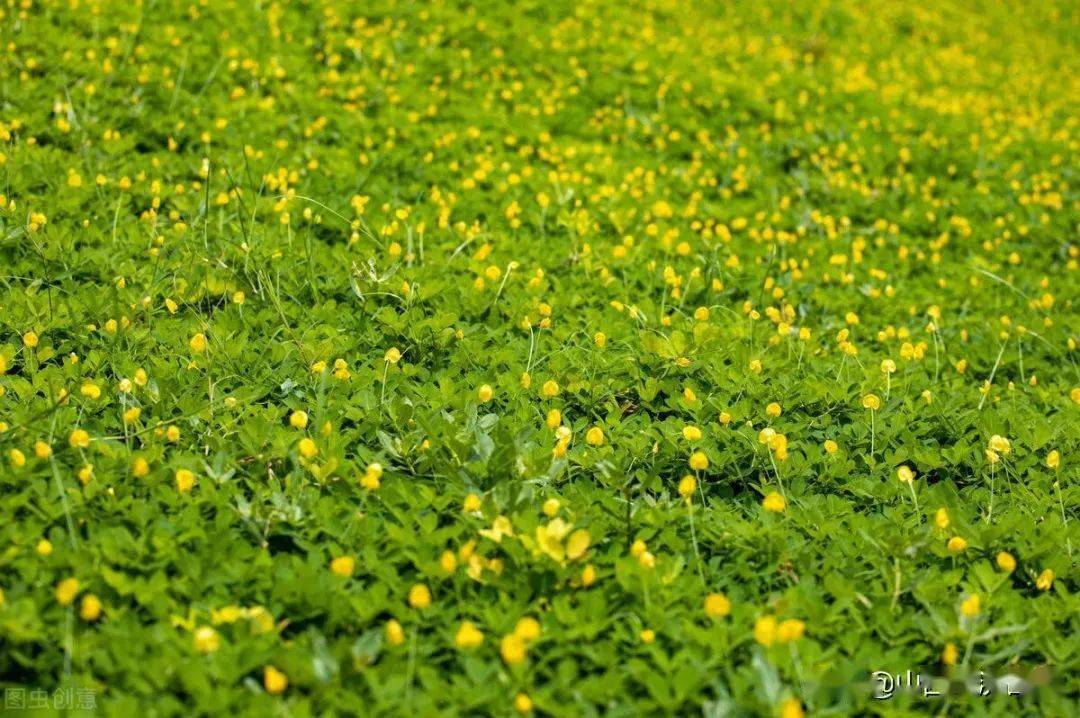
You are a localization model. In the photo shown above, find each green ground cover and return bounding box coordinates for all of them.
[0,0,1077,715]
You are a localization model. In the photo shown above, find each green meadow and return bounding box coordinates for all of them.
[0,0,1077,715]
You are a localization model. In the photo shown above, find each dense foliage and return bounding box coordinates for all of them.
[1,0,1077,715]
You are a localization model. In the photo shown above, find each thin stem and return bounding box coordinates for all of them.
[687,499,705,588]
[379,362,389,416]
[404,628,418,707]
[932,330,941,383]
[978,341,1007,410]
[870,410,876,459]
[768,451,786,497]
[1054,481,1072,557]
[908,481,920,520]
[64,606,74,681]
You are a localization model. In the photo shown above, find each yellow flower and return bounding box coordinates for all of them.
[175,469,196,493]
[585,426,604,446]
[765,402,782,417]
[211,606,244,624]
[996,552,1016,573]
[408,583,431,609]
[463,493,482,512]
[132,456,150,478]
[541,379,560,398]
[23,331,39,348]
[361,462,383,490]
[935,508,950,530]
[193,626,221,653]
[80,594,102,622]
[1036,569,1054,591]
[189,332,207,353]
[566,529,591,560]
[942,642,959,665]
[166,425,181,442]
[1046,450,1060,469]
[780,697,804,718]
[545,409,561,429]
[960,594,980,617]
[122,406,141,423]
[385,619,405,646]
[479,515,515,543]
[762,491,786,513]
[455,621,484,649]
[56,577,80,606]
[581,564,597,587]
[536,518,571,562]
[704,592,731,618]
[478,384,494,402]
[542,498,560,517]
[767,433,788,461]
[384,347,402,363]
[297,437,318,458]
[754,615,777,646]
[593,332,606,348]
[69,429,91,448]
[36,539,53,556]
[719,411,732,425]
[777,619,805,642]
[862,394,881,410]
[514,617,541,642]
[678,475,696,498]
[947,536,967,553]
[80,382,101,400]
[682,425,702,441]
[264,665,288,694]
[823,439,838,454]
[897,465,915,483]
[639,628,655,644]
[289,410,308,429]
[688,451,709,471]
[513,693,533,714]
[500,633,527,664]
[9,448,25,468]
[330,556,355,577]
[987,435,1011,455]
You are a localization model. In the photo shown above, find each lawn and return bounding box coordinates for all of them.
[0,0,1077,715]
